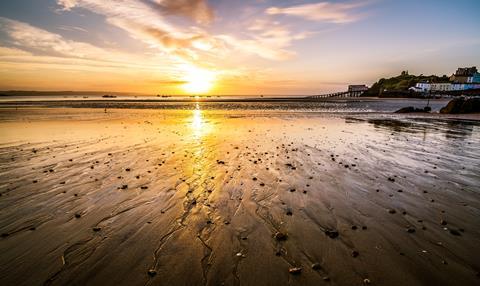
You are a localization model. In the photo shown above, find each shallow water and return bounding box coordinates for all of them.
[0,107,479,286]
[0,97,450,113]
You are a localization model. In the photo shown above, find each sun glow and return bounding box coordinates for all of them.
[182,65,216,94]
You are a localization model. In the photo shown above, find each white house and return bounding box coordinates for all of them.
[412,82,480,92]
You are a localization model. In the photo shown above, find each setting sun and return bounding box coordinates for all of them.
[182,65,216,94]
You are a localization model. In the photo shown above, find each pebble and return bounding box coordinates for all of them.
[289,267,302,275]
[325,229,339,239]
[274,231,288,241]
[311,263,322,270]
[449,229,461,236]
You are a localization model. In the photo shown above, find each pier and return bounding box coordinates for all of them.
[306,85,368,99]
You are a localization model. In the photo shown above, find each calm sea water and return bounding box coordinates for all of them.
[0,95,451,113]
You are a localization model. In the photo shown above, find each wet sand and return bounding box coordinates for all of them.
[0,107,479,286]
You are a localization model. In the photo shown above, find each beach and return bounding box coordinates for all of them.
[0,100,479,286]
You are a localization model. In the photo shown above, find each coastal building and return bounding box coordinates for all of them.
[412,82,480,92]
[450,66,478,83]
[471,72,480,83]
[414,82,431,92]
[348,85,369,92]
[347,85,369,96]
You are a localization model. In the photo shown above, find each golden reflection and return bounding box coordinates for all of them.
[190,103,211,139]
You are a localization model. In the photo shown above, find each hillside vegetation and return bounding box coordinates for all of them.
[364,71,450,96]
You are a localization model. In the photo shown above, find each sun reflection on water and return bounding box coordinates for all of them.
[190,103,211,139]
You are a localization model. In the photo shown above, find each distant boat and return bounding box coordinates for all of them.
[102,94,117,98]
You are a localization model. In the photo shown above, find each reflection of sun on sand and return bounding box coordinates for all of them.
[189,103,212,139]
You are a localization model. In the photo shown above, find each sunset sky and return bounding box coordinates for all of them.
[0,0,479,95]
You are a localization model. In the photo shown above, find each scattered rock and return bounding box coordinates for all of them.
[74,213,81,218]
[289,267,302,275]
[325,229,339,239]
[274,231,288,241]
[93,227,101,232]
[352,250,359,258]
[395,106,431,113]
[406,227,415,233]
[440,97,480,114]
[388,209,396,214]
[311,263,322,270]
[147,269,157,277]
[449,229,461,236]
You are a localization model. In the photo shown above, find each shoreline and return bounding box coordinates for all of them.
[0,96,454,103]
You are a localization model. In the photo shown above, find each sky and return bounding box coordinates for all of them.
[0,0,479,95]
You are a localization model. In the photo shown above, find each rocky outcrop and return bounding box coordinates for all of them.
[394,106,431,113]
[440,98,480,114]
